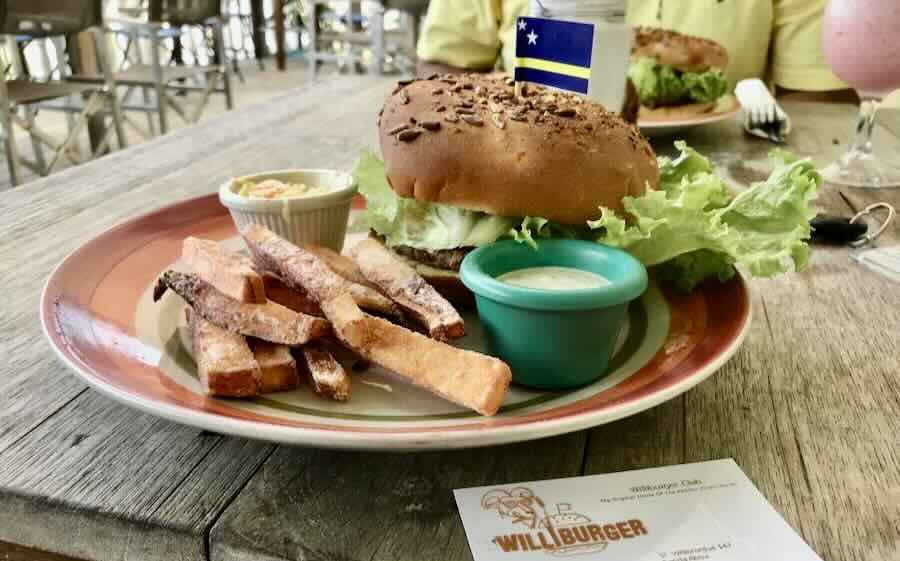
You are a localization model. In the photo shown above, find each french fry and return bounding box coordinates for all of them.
[249,339,300,393]
[321,293,510,416]
[349,238,464,341]
[182,237,266,303]
[241,225,512,414]
[298,342,351,402]
[305,244,374,288]
[242,224,400,318]
[154,270,331,346]
[261,273,324,317]
[187,308,261,397]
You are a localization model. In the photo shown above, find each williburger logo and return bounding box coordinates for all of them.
[481,488,648,557]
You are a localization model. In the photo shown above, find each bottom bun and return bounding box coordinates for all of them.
[639,101,716,121]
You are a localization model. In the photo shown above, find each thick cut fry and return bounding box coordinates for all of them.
[321,293,510,416]
[182,237,266,303]
[261,274,324,317]
[298,342,351,402]
[242,224,400,318]
[154,270,331,346]
[305,244,374,288]
[242,226,510,415]
[187,308,261,397]
[249,339,300,393]
[350,238,464,341]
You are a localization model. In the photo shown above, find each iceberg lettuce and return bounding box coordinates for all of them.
[352,151,515,250]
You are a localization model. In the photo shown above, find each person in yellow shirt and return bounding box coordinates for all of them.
[416,0,854,102]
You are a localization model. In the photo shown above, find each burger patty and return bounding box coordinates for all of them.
[392,244,474,271]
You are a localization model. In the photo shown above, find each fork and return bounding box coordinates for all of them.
[735,79,792,144]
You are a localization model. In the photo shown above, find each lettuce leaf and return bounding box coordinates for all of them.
[590,142,820,290]
[352,151,515,250]
[628,57,684,108]
[627,57,729,108]
[510,216,579,249]
[352,150,399,232]
[683,68,729,104]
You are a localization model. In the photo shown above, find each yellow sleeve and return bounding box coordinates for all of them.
[498,0,529,72]
[771,0,846,91]
[416,0,503,70]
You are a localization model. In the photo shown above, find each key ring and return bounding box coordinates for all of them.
[849,202,896,247]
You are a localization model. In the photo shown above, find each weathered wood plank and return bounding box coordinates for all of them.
[0,77,387,245]
[0,391,274,561]
[753,245,900,561]
[586,102,900,561]
[2,81,898,561]
[679,105,900,561]
[0,76,395,561]
[209,433,586,561]
[0,76,389,457]
[0,541,88,561]
[584,397,684,473]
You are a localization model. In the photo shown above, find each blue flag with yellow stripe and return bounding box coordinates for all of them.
[514,16,595,95]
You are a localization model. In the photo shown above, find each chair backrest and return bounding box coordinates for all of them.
[0,0,103,37]
[148,0,220,25]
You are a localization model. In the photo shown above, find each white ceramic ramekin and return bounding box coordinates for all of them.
[218,169,357,252]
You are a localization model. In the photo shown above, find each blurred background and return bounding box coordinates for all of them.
[0,0,423,188]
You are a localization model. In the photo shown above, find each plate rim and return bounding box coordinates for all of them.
[638,96,742,129]
[39,196,752,451]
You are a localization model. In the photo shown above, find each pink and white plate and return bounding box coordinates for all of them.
[41,194,751,450]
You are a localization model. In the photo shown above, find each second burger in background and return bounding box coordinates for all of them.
[628,26,731,119]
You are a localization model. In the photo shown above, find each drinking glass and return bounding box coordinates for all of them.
[821,0,900,188]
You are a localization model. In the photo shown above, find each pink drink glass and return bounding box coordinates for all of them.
[821,0,900,188]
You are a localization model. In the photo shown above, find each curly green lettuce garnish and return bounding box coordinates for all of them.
[590,142,820,290]
[509,216,580,249]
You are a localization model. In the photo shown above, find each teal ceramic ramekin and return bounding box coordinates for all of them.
[459,239,648,389]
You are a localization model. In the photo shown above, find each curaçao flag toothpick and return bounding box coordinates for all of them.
[515,16,597,94]
[515,15,630,110]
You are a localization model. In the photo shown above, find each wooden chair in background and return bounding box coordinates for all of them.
[307,0,426,77]
[0,0,126,186]
[73,0,234,136]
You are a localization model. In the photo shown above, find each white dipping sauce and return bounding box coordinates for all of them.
[496,266,610,291]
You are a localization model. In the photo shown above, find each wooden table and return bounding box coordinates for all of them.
[1,76,898,561]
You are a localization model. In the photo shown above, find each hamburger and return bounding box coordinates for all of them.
[628,27,730,119]
[355,73,656,301]
[354,73,820,300]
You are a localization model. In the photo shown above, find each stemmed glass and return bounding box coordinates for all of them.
[821,0,900,188]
